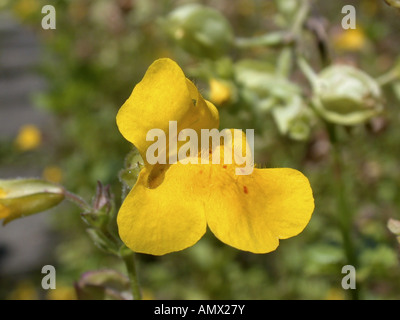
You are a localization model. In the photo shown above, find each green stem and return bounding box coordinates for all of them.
[297,55,319,88]
[121,250,142,300]
[234,31,294,49]
[376,68,399,87]
[290,0,310,35]
[63,190,92,212]
[277,47,293,78]
[326,123,360,300]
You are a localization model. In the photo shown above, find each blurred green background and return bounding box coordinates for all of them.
[1,0,400,300]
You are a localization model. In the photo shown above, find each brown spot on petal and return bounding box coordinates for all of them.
[243,185,248,194]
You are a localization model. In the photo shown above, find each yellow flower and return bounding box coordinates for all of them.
[46,286,76,300]
[12,0,39,20]
[209,78,232,106]
[333,27,366,52]
[7,280,39,300]
[15,124,42,151]
[116,58,314,255]
[325,288,345,300]
[43,166,63,183]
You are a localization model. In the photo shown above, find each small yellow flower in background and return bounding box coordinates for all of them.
[43,166,63,184]
[141,288,155,300]
[209,78,232,106]
[361,0,379,15]
[325,288,345,300]
[116,58,314,255]
[46,286,76,300]
[333,27,366,52]
[15,124,42,151]
[12,0,39,20]
[7,280,38,300]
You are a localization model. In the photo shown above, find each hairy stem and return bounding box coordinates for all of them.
[63,190,92,212]
[326,123,360,300]
[121,250,142,300]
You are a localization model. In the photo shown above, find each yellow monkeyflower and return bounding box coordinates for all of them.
[325,288,345,300]
[46,286,76,300]
[7,280,39,300]
[12,0,39,20]
[209,78,232,106]
[116,58,314,255]
[43,166,63,184]
[15,124,42,151]
[333,27,366,52]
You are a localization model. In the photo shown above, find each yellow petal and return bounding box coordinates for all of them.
[205,167,314,253]
[215,128,253,173]
[0,203,10,219]
[116,58,219,162]
[0,188,10,219]
[117,163,208,255]
[333,27,366,52]
[0,188,6,198]
[118,159,314,255]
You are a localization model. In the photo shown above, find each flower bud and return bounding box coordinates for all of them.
[166,4,234,59]
[0,178,65,225]
[75,269,132,300]
[312,65,384,125]
[81,181,114,229]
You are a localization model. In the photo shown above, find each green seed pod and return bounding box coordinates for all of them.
[0,178,65,225]
[166,4,234,59]
[312,65,384,125]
